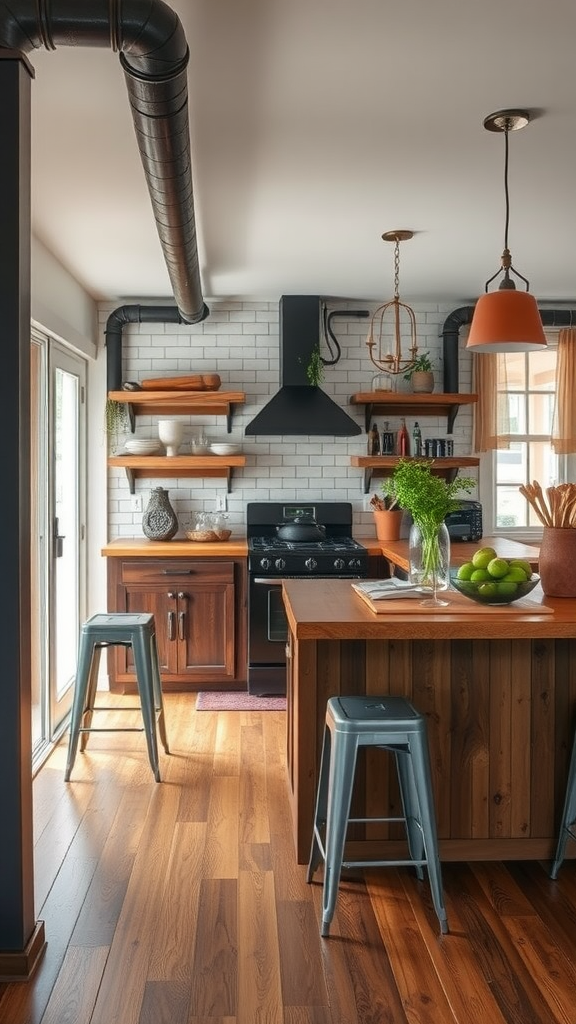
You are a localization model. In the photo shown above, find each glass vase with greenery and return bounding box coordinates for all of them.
[392,459,476,604]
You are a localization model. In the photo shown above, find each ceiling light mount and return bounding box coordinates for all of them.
[366,230,419,376]
[466,107,546,353]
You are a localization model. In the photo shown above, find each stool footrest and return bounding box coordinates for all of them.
[78,726,145,733]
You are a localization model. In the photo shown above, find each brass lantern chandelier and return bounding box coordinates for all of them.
[467,109,546,353]
[366,230,419,377]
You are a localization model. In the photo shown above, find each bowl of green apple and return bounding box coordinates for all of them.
[450,546,540,605]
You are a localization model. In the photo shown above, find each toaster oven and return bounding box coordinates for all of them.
[444,501,483,542]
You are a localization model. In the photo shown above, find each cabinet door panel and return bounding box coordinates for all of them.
[121,585,179,675]
[180,582,235,679]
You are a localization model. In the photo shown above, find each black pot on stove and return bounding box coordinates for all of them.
[276,517,327,542]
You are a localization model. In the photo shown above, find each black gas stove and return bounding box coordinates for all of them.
[246,501,368,696]
[247,501,368,577]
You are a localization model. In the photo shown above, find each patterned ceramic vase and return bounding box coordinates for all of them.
[142,487,178,541]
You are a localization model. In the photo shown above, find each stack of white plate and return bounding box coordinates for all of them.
[210,443,242,456]
[125,438,162,455]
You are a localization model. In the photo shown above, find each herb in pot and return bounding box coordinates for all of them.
[403,352,434,382]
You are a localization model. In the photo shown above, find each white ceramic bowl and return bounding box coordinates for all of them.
[210,443,241,456]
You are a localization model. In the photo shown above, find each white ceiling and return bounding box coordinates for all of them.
[29,0,576,309]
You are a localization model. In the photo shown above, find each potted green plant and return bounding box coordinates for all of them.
[403,352,435,393]
[392,459,475,597]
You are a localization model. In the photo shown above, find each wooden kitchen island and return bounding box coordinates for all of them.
[282,576,576,865]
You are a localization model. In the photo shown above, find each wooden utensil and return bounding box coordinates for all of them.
[140,374,221,391]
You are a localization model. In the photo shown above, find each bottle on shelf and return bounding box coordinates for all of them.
[412,421,422,457]
[368,421,381,455]
[381,421,395,455]
[397,417,410,456]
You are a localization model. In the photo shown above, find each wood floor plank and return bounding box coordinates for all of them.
[238,724,270,845]
[237,870,283,1024]
[189,878,238,1017]
[202,776,240,878]
[138,979,190,1024]
[276,900,328,1008]
[147,821,206,982]
[34,947,108,1024]
[213,711,242,777]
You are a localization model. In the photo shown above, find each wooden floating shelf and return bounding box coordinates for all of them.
[108,390,246,433]
[350,392,478,433]
[350,455,480,493]
[107,454,246,494]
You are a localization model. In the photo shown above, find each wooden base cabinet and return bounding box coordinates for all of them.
[106,557,248,692]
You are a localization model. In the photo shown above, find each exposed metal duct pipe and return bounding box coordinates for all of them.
[105,302,183,391]
[0,0,209,325]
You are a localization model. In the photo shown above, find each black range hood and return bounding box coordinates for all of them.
[245,295,361,436]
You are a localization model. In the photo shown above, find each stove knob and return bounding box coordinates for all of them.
[260,557,272,570]
[305,557,318,571]
[334,558,345,570]
[349,558,361,569]
[275,558,286,571]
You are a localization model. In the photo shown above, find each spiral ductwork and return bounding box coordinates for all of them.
[0,0,209,324]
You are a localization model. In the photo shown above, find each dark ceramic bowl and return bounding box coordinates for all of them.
[449,569,540,606]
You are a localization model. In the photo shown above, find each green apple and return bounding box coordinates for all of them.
[487,557,509,579]
[472,547,498,570]
[496,580,518,596]
[478,582,498,599]
[470,568,491,582]
[503,566,529,582]
[509,559,532,580]
[457,561,475,580]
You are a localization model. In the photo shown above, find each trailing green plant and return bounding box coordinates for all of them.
[306,344,324,386]
[105,398,129,449]
[403,351,434,381]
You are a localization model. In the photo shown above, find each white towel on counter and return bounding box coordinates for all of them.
[351,579,423,601]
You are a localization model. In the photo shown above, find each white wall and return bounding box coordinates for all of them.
[101,297,477,542]
[31,236,97,356]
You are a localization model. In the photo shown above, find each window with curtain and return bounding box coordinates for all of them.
[475,332,574,532]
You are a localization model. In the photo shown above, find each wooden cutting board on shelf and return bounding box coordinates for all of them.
[140,374,221,391]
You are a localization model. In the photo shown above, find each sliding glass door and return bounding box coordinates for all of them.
[31,330,86,769]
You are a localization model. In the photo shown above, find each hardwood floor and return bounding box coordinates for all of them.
[1,692,576,1024]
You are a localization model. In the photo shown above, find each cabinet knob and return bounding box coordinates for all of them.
[167,591,176,599]
[177,591,188,600]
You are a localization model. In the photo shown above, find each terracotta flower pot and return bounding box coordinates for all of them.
[411,370,434,394]
[539,526,576,596]
[373,509,403,542]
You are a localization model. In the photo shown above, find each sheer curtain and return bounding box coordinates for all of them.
[473,353,510,452]
[551,327,576,454]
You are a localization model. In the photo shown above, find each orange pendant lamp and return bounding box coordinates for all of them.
[467,110,546,353]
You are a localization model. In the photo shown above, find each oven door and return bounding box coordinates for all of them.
[248,577,289,696]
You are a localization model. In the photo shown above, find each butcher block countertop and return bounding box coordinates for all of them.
[101,536,383,558]
[281,577,574,641]
[378,535,541,573]
[101,537,248,558]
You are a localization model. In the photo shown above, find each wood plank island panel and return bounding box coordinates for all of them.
[282,578,576,864]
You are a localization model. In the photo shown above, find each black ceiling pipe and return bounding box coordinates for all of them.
[105,303,184,391]
[441,305,576,393]
[0,0,209,326]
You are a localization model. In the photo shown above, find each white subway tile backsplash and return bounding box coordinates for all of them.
[103,297,477,537]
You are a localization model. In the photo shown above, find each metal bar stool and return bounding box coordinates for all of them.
[307,695,448,937]
[64,612,169,783]
[550,724,576,878]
